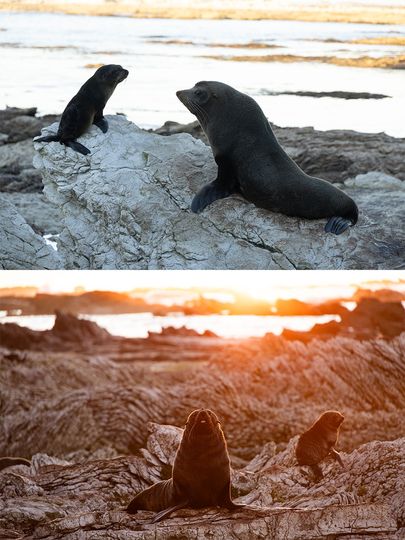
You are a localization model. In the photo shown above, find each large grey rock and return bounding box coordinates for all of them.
[0,199,61,269]
[33,115,404,270]
[0,193,62,235]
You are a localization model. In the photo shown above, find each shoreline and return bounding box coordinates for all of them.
[1,3,405,25]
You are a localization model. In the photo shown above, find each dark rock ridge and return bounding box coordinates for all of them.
[0,311,226,358]
[154,119,405,183]
[0,329,404,538]
[259,90,391,99]
[0,106,59,193]
[281,298,405,342]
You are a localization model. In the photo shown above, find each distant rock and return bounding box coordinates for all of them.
[259,90,390,100]
[154,119,405,183]
[282,298,405,341]
[0,107,59,194]
[31,115,405,270]
[148,326,218,338]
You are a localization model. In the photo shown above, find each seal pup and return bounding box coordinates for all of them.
[0,457,30,471]
[176,81,358,235]
[296,410,344,480]
[127,408,243,523]
[34,64,129,155]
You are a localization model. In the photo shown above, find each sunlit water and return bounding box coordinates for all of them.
[0,12,404,135]
[0,313,339,338]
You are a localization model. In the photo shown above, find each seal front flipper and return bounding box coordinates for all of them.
[325,217,352,235]
[151,500,189,523]
[191,180,234,213]
[218,481,245,510]
[65,140,91,155]
[94,116,109,133]
[34,135,59,143]
[330,448,344,467]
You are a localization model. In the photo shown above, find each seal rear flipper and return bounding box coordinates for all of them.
[34,135,59,143]
[94,117,109,133]
[309,464,323,481]
[324,217,352,235]
[150,500,189,523]
[65,140,91,155]
[191,180,234,213]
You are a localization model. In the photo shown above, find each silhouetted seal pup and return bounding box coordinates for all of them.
[127,409,243,523]
[34,64,129,155]
[296,410,344,480]
[176,81,358,235]
[0,457,30,471]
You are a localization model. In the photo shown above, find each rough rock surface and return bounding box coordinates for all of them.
[0,192,62,235]
[154,119,405,183]
[32,115,405,270]
[0,107,59,193]
[1,320,404,538]
[0,198,61,269]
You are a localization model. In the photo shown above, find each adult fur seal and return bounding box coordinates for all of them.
[127,409,243,523]
[296,410,344,480]
[176,81,358,235]
[0,457,30,471]
[34,64,128,155]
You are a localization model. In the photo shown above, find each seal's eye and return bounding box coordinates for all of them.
[194,89,203,97]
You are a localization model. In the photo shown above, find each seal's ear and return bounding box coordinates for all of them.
[212,93,218,99]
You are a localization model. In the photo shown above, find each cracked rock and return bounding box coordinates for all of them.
[31,115,404,270]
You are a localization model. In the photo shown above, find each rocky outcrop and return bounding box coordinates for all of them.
[282,297,405,341]
[0,199,61,269]
[32,115,405,270]
[1,322,404,538]
[0,422,401,539]
[154,119,405,183]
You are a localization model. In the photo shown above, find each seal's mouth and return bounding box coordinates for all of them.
[117,69,129,83]
[176,89,188,106]
[186,409,219,441]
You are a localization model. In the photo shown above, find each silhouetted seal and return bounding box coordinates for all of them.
[176,81,358,235]
[127,409,243,522]
[296,410,344,480]
[0,457,30,471]
[34,64,129,155]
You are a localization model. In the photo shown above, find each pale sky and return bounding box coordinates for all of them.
[1,270,404,302]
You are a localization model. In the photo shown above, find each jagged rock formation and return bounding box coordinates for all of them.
[1,315,404,538]
[281,297,405,341]
[0,423,402,539]
[29,115,404,270]
[154,119,405,183]
[0,198,61,269]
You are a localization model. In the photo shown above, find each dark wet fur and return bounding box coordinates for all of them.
[34,64,128,155]
[176,81,358,234]
[296,410,345,480]
[126,409,244,522]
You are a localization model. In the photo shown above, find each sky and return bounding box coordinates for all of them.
[0,270,404,302]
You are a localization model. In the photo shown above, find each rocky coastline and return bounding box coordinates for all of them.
[0,107,404,269]
[0,307,404,538]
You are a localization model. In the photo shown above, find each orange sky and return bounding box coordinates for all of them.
[0,270,404,303]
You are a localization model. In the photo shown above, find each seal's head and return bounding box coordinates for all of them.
[317,410,344,430]
[95,64,129,86]
[184,408,223,443]
[176,81,233,128]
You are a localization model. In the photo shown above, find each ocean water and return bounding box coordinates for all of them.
[0,12,404,135]
[0,312,339,338]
